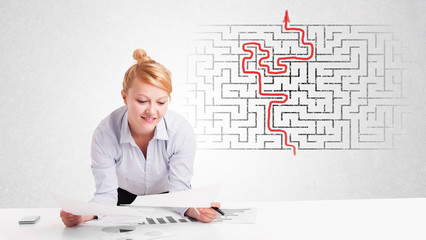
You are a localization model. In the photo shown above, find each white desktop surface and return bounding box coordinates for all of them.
[1,198,425,240]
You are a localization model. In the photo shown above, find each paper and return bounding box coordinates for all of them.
[131,184,221,208]
[213,208,257,224]
[65,221,175,240]
[138,208,257,225]
[89,207,257,226]
[54,194,144,217]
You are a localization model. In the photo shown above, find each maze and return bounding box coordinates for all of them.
[181,15,409,153]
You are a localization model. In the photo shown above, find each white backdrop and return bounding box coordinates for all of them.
[0,0,425,207]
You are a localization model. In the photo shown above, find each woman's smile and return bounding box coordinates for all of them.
[141,116,157,123]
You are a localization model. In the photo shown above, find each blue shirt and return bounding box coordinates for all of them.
[89,106,196,216]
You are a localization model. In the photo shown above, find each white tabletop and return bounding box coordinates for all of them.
[1,198,426,240]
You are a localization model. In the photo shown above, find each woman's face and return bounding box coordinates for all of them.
[122,79,169,136]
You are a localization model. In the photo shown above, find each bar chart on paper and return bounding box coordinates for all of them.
[77,207,258,239]
[140,208,257,225]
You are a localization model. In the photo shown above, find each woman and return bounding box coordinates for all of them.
[60,49,220,227]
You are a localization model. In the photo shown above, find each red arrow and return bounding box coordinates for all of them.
[283,10,290,24]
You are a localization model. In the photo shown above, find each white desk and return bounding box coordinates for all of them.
[1,198,425,240]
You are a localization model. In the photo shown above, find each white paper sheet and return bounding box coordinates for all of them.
[213,208,257,224]
[89,207,257,225]
[54,194,144,217]
[64,221,175,240]
[131,184,221,208]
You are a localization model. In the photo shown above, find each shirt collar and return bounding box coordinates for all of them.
[120,111,132,144]
[154,116,169,141]
[120,110,169,144]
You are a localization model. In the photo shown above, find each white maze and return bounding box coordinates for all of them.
[182,24,409,152]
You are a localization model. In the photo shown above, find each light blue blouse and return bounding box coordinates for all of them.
[89,106,196,216]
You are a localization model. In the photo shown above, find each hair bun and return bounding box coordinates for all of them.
[133,49,152,63]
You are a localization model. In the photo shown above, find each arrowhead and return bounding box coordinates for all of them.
[283,10,290,23]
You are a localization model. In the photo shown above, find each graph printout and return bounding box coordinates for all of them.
[138,208,257,225]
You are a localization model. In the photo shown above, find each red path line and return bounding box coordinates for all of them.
[241,10,314,156]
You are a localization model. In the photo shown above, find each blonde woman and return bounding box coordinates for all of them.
[60,49,220,226]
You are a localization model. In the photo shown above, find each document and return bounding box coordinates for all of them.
[65,220,175,240]
[131,184,221,208]
[55,184,220,216]
[86,206,257,226]
[138,207,257,224]
[54,194,144,217]
[213,208,257,224]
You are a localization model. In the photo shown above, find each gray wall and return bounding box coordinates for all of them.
[1,0,425,207]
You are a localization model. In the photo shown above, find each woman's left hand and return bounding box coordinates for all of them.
[184,202,221,223]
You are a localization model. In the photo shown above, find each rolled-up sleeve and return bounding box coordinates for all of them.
[90,127,119,206]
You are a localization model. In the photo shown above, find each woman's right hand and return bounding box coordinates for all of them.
[60,209,95,227]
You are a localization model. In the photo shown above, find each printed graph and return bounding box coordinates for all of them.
[140,208,256,225]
